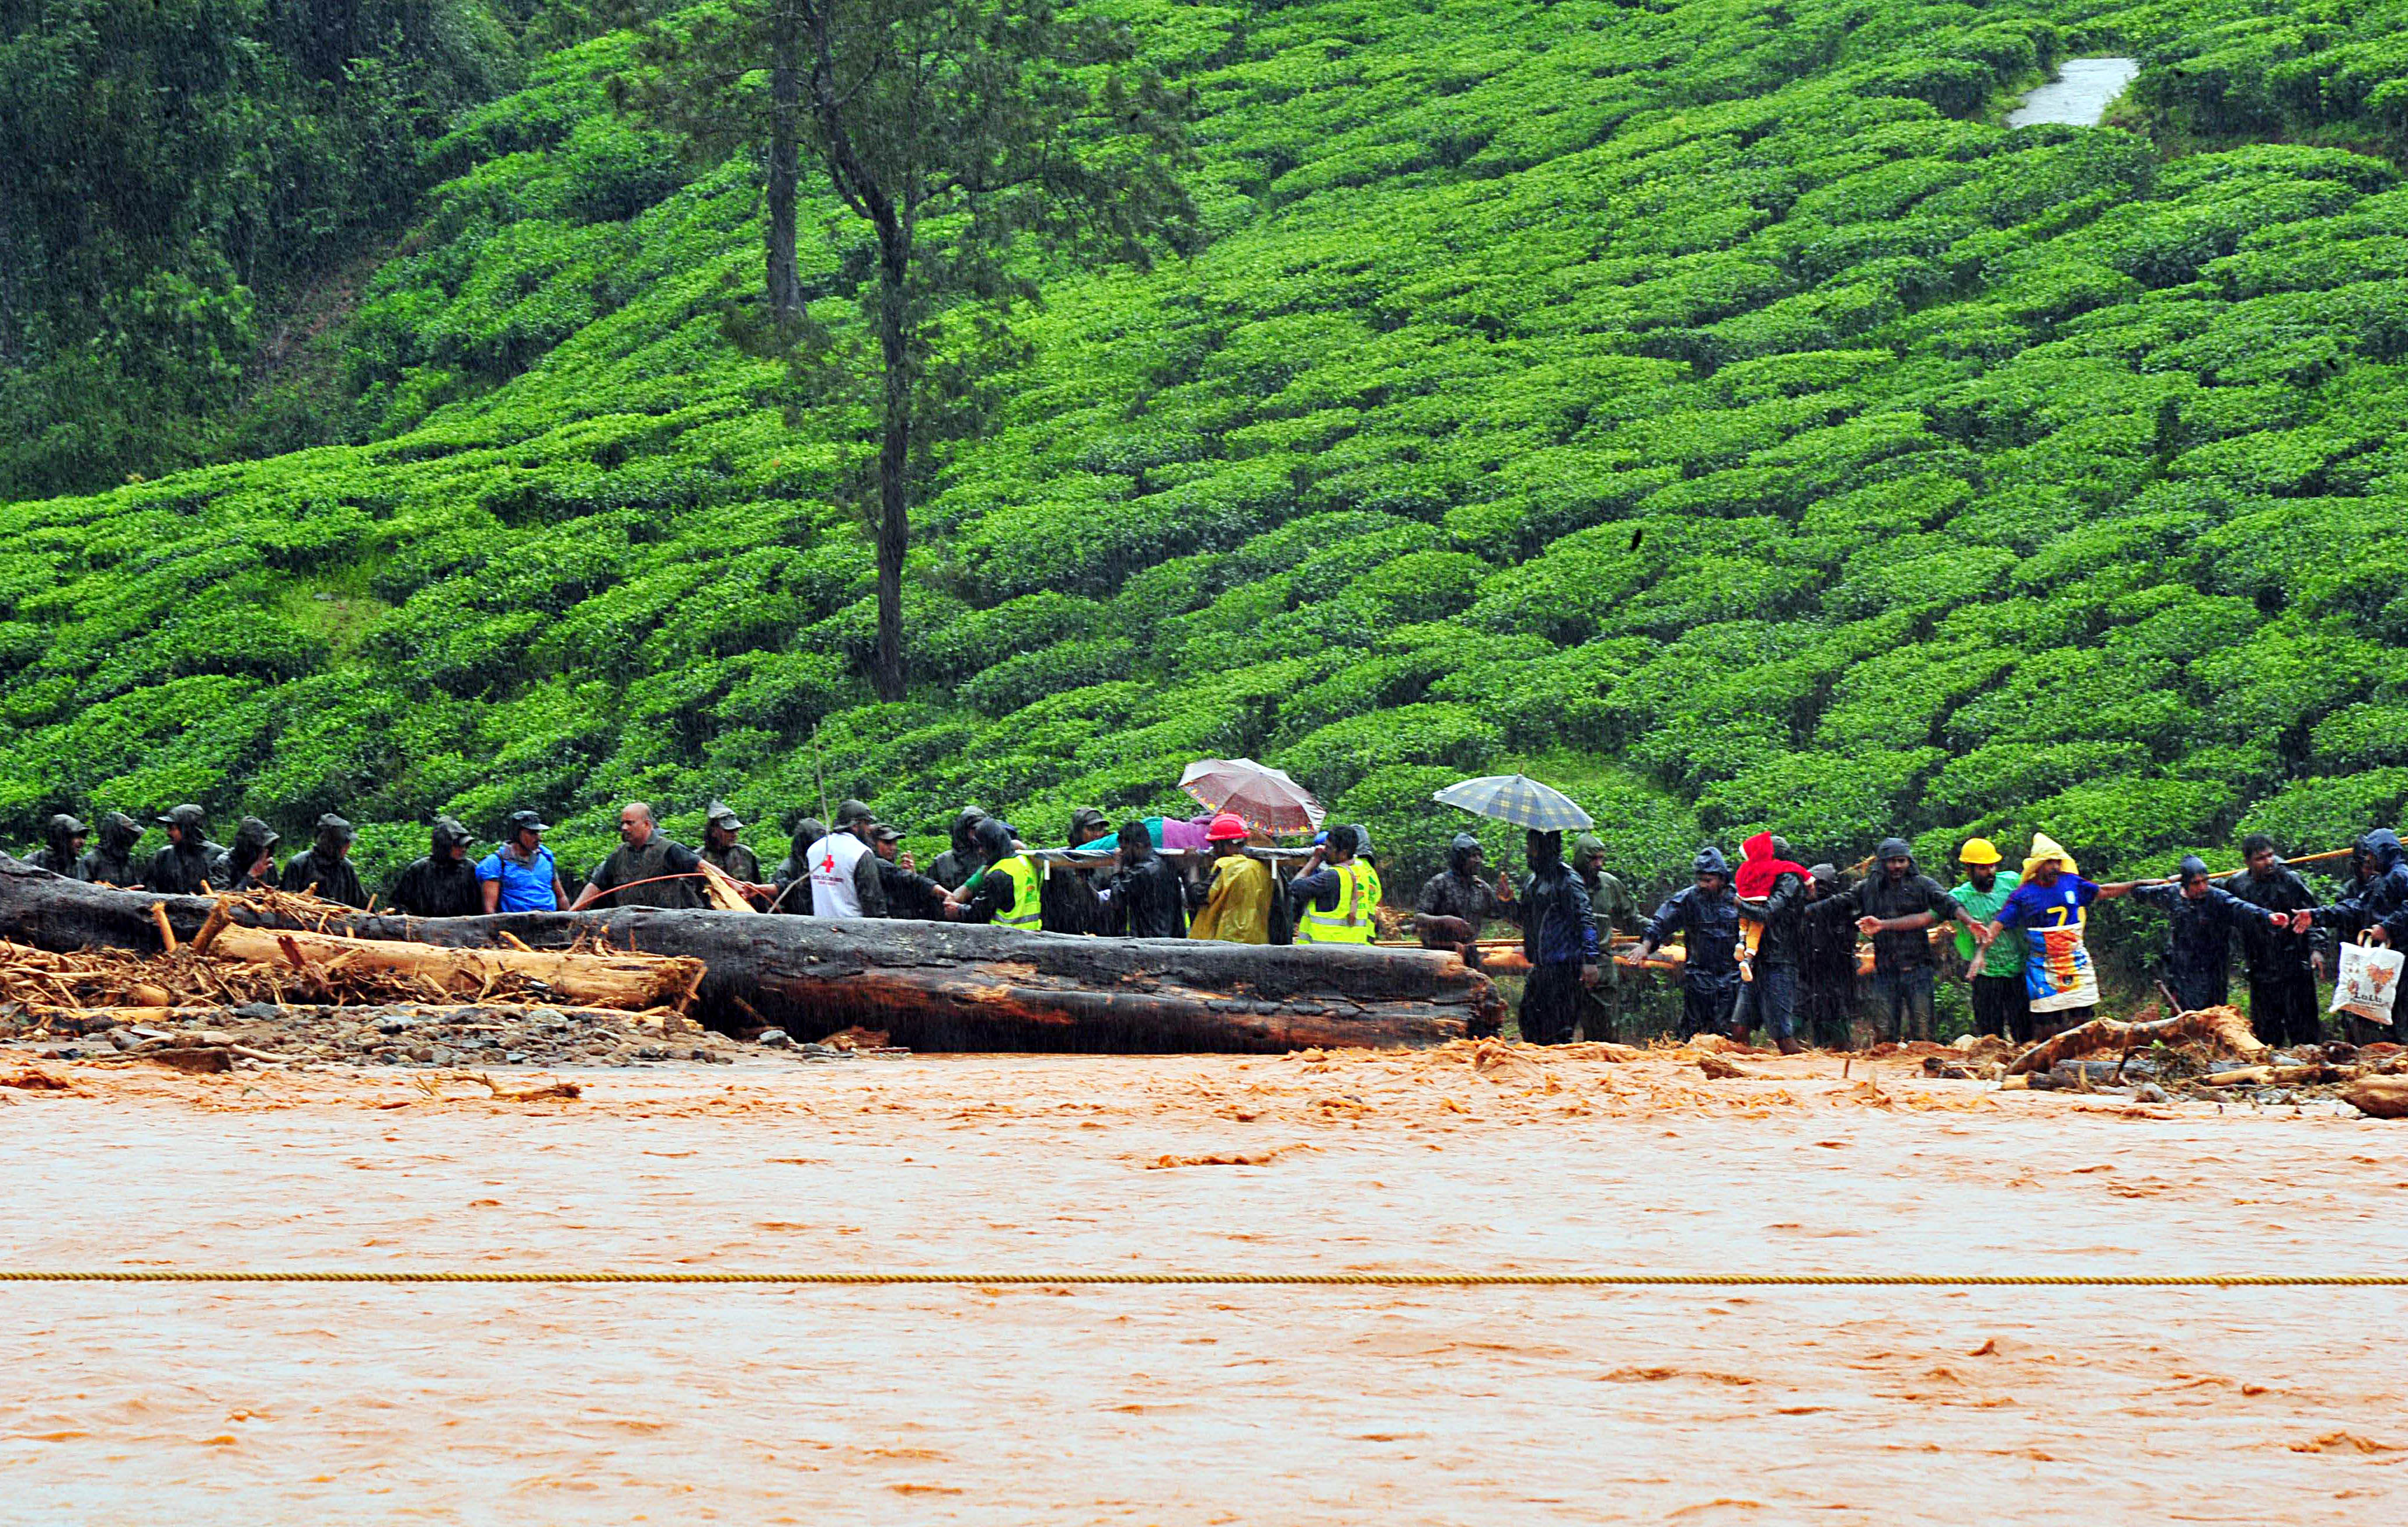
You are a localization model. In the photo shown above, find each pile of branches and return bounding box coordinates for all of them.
[0,936,540,1012]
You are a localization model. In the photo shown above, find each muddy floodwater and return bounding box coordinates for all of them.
[5,1046,2406,1522]
[2009,57,2141,128]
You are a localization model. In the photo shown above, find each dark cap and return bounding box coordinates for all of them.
[504,809,551,835]
[316,812,357,842]
[48,813,89,836]
[1877,836,1913,860]
[873,825,906,843]
[158,804,208,831]
[836,798,877,828]
[706,799,744,831]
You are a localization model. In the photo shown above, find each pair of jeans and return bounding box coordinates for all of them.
[1867,965,1935,1044]
[1681,982,1737,1040]
[1969,974,2031,1043]
[1732,963,1798,1042]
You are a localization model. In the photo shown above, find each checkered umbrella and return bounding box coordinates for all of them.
[1432,775,1595,832]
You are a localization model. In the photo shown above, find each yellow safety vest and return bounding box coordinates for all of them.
[995,855,1043,930]
[1299,860,1377,944]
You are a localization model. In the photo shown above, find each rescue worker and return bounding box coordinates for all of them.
[572,801,706,910]
[1732,831,1810,1052]
[1948,839,2028,1041]
[700,801,762,883]
[2223,835,2322,1047]
[79,812,147,887]
[805,800,888,919]
[1188,813,1273,944]
[391,817,483,919]
[478,811,569,913]
[1626,847,1742,1038]
[930,806,991,891]
[1571,832,1640,1041]
[1813,836,1982,1044]
[1514,829,1600,1045]
[1041,807,1115,934]
[226,817,282,892]
[1288,825,1378,946]
[871,825,948,919]
[1412,833,1515,965]
[281,813,367,907]
[2316,829,2408,946]
[1102,816,1188,938]
[1798,864,1859,1048]
[2127,855,2292,1014]
[146,806,221,896]
[25,814,89,878]
[770,817,827,913]
[954,817,1040,929]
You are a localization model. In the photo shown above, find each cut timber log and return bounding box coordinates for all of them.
[0,855,1498,1052]
[203,922,698,1010]
[2007,1005,2267,1076]
[2340,1076,2408,1119]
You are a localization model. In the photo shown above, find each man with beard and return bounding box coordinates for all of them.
[1102,817,1188,938]
[870,825,949,920]
[2223,835,2323,1048]
[281,813,368,908]
[1412,833,1516,965]
[225,817,283,891]
[1626,847,1742,1040]
[391,817,484,919]
[1570,833,1641,1041]
[478,811,570,913]
[1814,836,1981,1044]
[146,806,221,895]
[79,812,147,887]
[1948,839,2027,1041]
[2125,855,2290,1014]
[24,814,89,879]
[699,801,762,883]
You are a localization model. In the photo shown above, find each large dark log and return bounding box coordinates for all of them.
[0,856,1497,1052]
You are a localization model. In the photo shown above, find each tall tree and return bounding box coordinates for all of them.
[628,0,1195,700]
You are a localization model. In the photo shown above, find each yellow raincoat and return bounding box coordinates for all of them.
[1189,853,1273,944]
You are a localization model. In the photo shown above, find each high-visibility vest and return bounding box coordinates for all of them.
[995,855,1043,930]
[1299,860,1377,944]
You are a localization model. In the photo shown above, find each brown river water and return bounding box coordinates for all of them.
[3,1045,2404,1522]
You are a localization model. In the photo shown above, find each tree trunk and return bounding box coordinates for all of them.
[872,232,911,702]
[1,857,1499,1052]
[765,2,804,323]
[2006,1004,2267,1075]
[201,922,700,1012]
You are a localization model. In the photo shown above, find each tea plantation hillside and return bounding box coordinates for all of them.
[6,0,2408,902]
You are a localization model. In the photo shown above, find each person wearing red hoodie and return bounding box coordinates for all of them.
[1732,832,1811,1052]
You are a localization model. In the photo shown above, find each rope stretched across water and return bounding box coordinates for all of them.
[1,1270,2402,1287]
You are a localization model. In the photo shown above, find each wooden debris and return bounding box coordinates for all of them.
[1697,1052,1753,1080]
[151,902,177,954]
[2340,1077,2408,1119]
[2007,1006,2267,1076]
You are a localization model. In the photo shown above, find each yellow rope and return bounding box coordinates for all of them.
[0,1270,2402,1286]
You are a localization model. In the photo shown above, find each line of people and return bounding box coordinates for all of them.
[23,801,2408,1048]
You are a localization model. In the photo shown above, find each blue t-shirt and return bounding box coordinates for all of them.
[475,844,559,912]
[1996,874,2099,931]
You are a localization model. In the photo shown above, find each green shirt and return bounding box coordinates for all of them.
[1950,873,2024,979]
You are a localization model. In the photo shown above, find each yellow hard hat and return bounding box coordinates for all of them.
[1959,837,2003,866]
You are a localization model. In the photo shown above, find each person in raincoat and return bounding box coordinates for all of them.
[1571,833,1640,1041]
[1948,839,2027,1041]
[2315,829,2408,947]
[226,817,283,892]
[25,814,89,879]
[871,825,950,920]
[2125,855,2291,1014]
[930,806,991,891]
[1732,831,1810,1052]
[391,817,484,919]
[1287,825,1380,946]
[2223,835,2323,1047]
[79,812,147,887]
[281,813,367,908]
[1625,846,1741,1039]
[1514,829,1600,1045]
[1412,833,1516,964]
[954,817,1038,929]
[1102,815,1188,938]
[1811,836,1980,1044]
[1188,814,1273,944]
[146,806,221,896]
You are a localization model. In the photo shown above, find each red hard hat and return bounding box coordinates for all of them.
[1206,812,1249,842]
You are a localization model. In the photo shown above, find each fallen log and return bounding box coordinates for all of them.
[1,855,1498,1051]
[2007,1005,2267,1075]
[202,922,698,1010]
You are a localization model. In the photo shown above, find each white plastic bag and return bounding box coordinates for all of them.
[2330,937,2403,1026]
